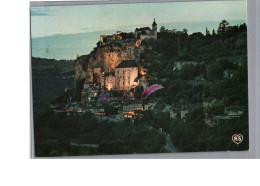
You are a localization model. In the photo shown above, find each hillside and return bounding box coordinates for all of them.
[70,21,248,152]
[140,22,247,105]
[31,57,75,111]
[32,20,249,156]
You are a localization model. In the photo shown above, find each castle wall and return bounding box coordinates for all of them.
[105,75,115,90]
[153,30,157,39]
[115,67,138,91]
[140,34,156,40]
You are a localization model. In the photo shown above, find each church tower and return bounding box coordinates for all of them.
[152,18,157,39]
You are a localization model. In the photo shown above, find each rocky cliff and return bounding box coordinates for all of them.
[74,39,142,83]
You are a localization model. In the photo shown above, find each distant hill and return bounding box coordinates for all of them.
[31,57,75,111]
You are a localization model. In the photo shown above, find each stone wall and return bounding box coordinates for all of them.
[115,67,138,90]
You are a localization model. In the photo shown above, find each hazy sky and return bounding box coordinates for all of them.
[31,1,247,38]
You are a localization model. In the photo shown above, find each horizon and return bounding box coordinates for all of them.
[30,1,247,60]
[31,19,246,60]
[31,19,246,39]
[31,1,246,38]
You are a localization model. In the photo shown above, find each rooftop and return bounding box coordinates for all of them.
[225,106,244,112]
[104,72,115,77]
[115,60,138,68]
[135,27,151,32]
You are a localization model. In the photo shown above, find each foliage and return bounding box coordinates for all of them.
[140,105,249,152]
[119,32,135,40]
[137,20,248,152]
[206,62,223,81]
[217,20,229,35]
[104,104,119,115]
[34,110,167,157]
[74,78,85,101]
[206,27,210,36]
[31,57,75,111]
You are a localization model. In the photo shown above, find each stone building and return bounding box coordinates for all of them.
[94,60,139,91]
[99,19,157,45]
[173,61,202,71]
[135,19,157,40]
[103,72,116,91]
[114,60,139,90]
[100,31,122,45]
[203,97,217,108]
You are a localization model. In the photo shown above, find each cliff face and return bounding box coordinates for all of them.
[74,40,141,83]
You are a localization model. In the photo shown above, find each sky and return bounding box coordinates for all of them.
[30,0,247,38]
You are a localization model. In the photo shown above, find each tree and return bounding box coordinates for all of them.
[104,104,119,115]
[183,28,188,34]
[74,78,85,101]
[120,32,135,40]
[160,26,166,32]
[212,28,216,36]
[190,32,204,39]
[207,62,223,81]
[217,20,229,35]
[206,27,210,36]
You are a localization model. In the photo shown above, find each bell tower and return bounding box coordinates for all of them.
[152,18,157,39]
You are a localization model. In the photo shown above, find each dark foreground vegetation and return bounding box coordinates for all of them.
[34,110,167,157]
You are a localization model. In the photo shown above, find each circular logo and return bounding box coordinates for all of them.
[232,134,243,145]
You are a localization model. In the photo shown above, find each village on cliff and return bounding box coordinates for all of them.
[53,19,245,127]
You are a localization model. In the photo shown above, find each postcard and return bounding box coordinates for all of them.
[30,0,248,157]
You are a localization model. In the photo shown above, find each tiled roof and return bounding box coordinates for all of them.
[135,27,151,32]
